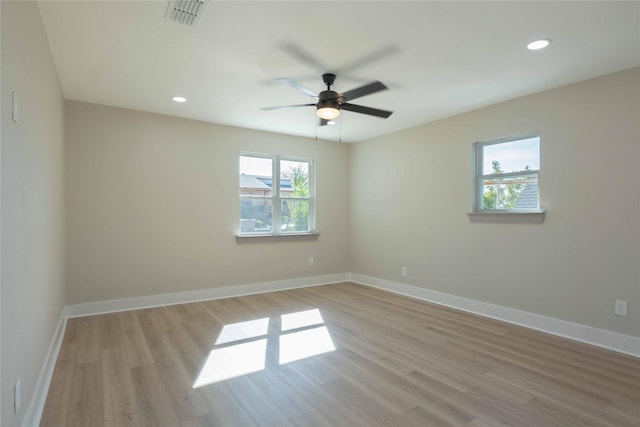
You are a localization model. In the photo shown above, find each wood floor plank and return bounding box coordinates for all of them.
[198,381,259,427]
[316,349,421,414]
[486,367,639,427]
[129,364,181,427]
[249,369,316,419]
[286,355,340,385]
[103,413,138,427]
[162,321,208,378]
[524,397,605,427]
[321,377,398,426]
[42,282,640,427]
[134,309,211,422]
[102,347,138,421]
[224,375,296,427]
[152,351,210,421]
[385,406,455,427]
[291,409,337,427]
[76,315,101,364]
[61,317,83,345]
[119,311,154,368]
[404,368,537,427]
[151,306,183,332]
[98,313,124,350]
[40,343,78,427]
[67,361,104,427]
[272,364,370,426]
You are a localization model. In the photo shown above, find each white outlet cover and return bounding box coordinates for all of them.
[615,300,628,317]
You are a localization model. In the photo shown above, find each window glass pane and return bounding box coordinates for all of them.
[239,153,314,235]
[240,199,272,233]
[281,199,309,232]
[280,160,309,198]
[482,137,540,175]
[240,156,272,196]
[482,174,538,209]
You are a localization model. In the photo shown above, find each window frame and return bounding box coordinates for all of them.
[239,152,315,236]
[470,132,545,223]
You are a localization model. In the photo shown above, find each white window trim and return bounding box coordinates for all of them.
[469,132,545,224]
[238,152,316,237]
[467,209,546,224]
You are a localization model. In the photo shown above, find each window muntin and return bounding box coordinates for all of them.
[239,153,314,235]
[473,134,540,212]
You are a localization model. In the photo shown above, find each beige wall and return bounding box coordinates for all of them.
[1,1,66,425]
[65,101,349,304]
[67,70,639,339]
[349,68,640,337]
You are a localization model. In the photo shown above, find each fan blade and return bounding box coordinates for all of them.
[341,81,388,102]
[261,103,315,111]
[280,42,328,73]
[337,46,400,75]
[274,78,319,99]
[341,103,393,118]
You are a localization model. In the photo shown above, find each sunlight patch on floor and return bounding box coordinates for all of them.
[194,308,335,388]
[193,339,267,387]
[215,317,269,345]
[281,308,324,331]
[279,326,336,364]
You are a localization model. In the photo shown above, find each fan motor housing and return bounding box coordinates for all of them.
[316,98,340,109]
[319,90,341,103]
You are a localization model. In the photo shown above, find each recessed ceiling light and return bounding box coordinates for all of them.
[527,39,551,50]
[171,96,187,103]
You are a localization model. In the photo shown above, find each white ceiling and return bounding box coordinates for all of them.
[38,1,640,142]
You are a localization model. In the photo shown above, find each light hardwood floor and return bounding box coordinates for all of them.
[41,282,640,426]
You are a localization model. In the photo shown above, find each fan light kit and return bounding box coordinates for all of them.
[262,73,393,127]
[527,39,551,50]
[317,100,341,120]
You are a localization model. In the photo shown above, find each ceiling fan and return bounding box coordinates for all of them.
[262,73,393,125]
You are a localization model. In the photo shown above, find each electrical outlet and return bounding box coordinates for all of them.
[308,256,314,266]
[401,266,407,277]
[14,379,21,413]
[615,300,628,317]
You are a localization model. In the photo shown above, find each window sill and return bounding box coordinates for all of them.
[467,209,546,224]
[236,232,319,242]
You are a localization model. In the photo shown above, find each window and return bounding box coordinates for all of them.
[239,153,314,235]
[473,133,541,212]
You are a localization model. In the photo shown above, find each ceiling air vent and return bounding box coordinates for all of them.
[165,0,209,27]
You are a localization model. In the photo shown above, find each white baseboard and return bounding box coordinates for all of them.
[349,273,640,358]
[22,310,67,427]
[65,273,350,317]
[349,273,640,357]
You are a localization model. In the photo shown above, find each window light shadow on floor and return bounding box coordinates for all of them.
[193,308,336,388]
